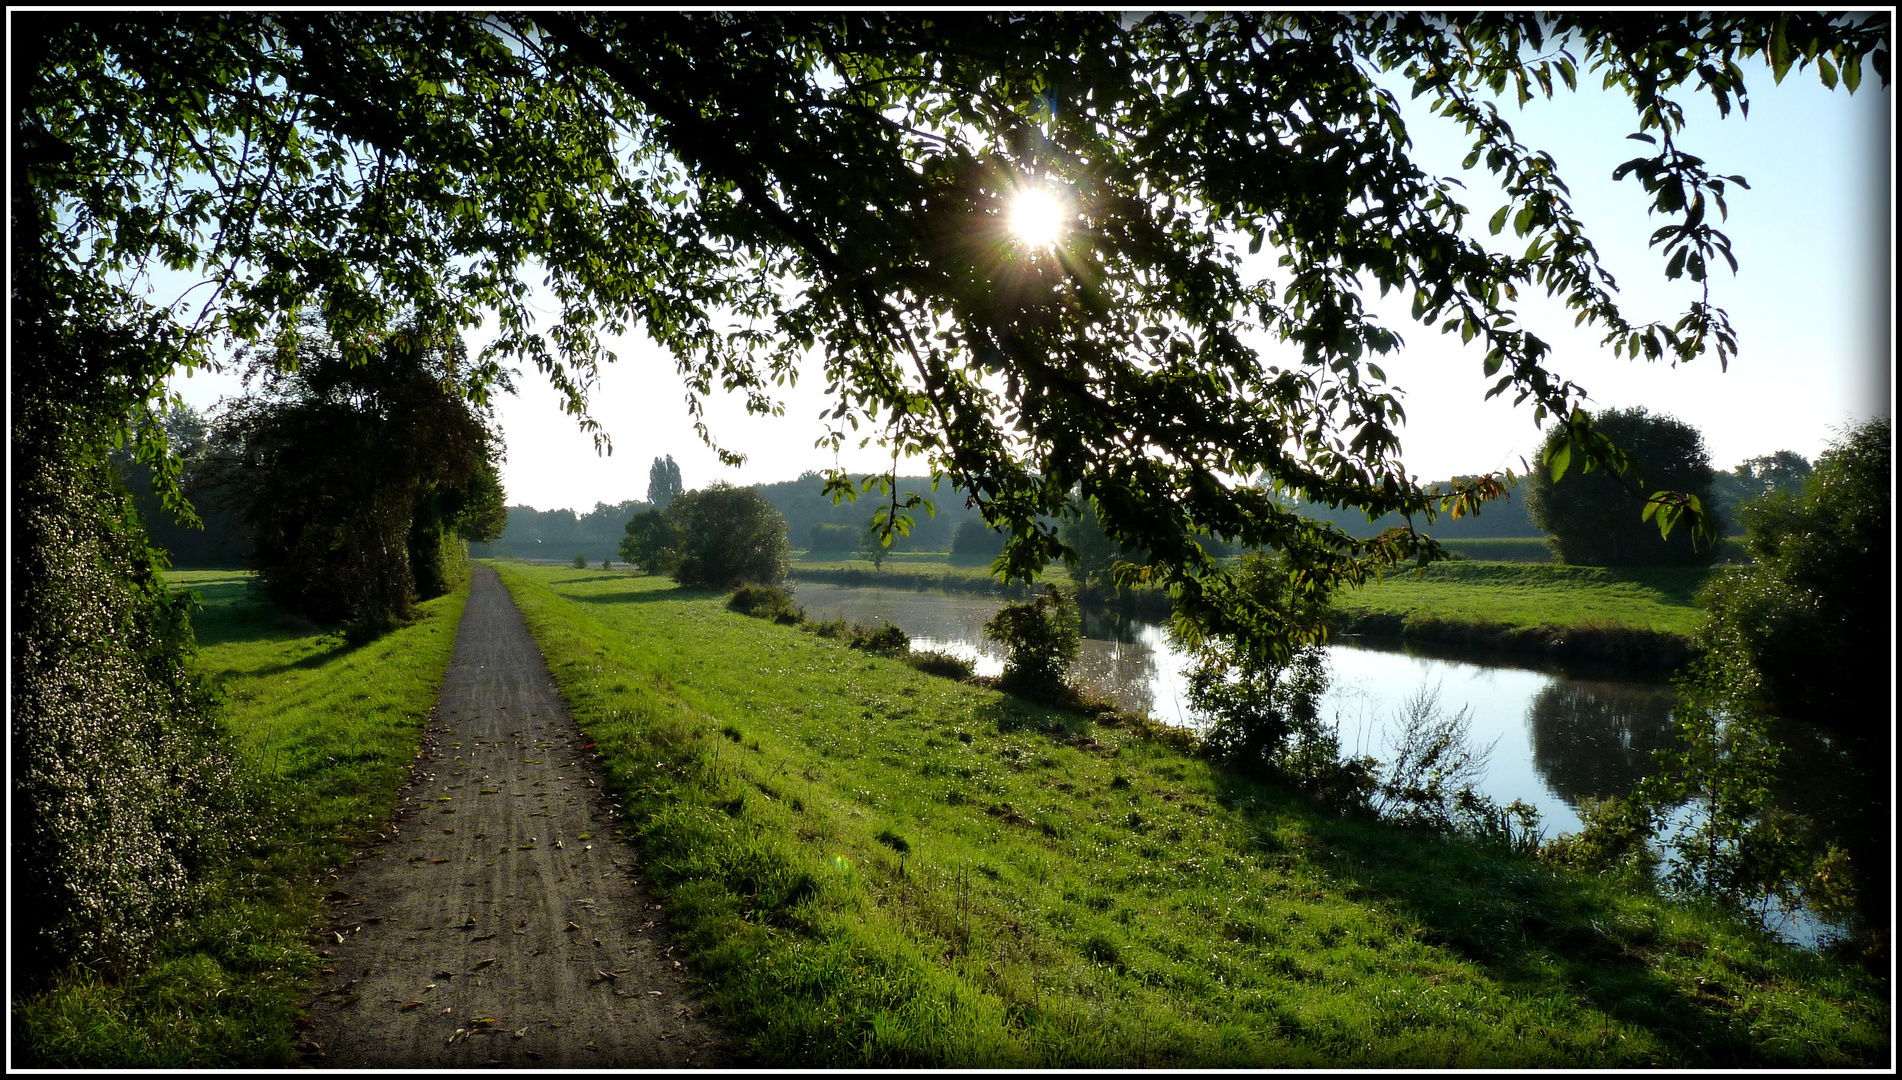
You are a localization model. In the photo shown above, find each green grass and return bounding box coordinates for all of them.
[789,555,1076,595]
[12,570,467,1067]
[491,561,1886,1067]
[1332,561,1712,638]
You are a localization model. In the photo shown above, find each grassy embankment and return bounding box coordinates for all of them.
[790,551,1071,596]
[1328,561,1710,671]
[791,552,1709,671]
[13,571,467,1067]
[491,561,1885,1067]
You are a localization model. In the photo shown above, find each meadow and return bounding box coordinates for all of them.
[488,561,1885,1067]
[789,551,1711,670]
[12,571,467,1066]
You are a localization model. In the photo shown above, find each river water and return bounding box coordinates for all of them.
[790,581,1884,950]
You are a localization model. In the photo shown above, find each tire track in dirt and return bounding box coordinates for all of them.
[305,562,728,1067]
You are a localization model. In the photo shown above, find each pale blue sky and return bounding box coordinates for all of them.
[167,53,1892,514]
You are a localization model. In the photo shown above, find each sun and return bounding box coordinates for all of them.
[1006,185,1069,250]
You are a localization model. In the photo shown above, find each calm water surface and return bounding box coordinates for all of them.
[791,581,1883,949]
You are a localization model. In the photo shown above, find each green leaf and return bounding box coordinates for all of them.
[1488,204,1509,236]
[1548,440,1572,483]
[1770,18,1794,83]
[1817,55,1838,90]
[1512,204,1534,237]
[1482,350,1503,377]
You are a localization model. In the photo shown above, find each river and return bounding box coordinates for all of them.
[789,581,1884,951]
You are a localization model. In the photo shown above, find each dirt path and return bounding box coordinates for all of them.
[305,563,728,1067]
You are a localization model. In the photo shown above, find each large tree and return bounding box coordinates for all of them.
[208,318,507,627]
[13,11,1887,975]
[1523,406,1722,567]
[666,483,792,589]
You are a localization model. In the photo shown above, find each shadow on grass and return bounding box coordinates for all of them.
[566,585,724,605]
[1203,769,1876,1067]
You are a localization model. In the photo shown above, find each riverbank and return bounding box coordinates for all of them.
[488,561,1885,1067]
[14,571,468,1066]
[790,556,1709,674]
[1328,563,1709,674]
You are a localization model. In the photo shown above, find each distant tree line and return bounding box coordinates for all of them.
[470,501,649,563]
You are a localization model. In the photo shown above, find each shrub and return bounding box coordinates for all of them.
[1698,417,1888,729]
[982,586,1081,695]
[729,583,802,624]
[801,617,910,656]
[1371,683,1498,831]
[854,623,911,657]
[667,482,790,589]
[14,395,253,983]
[1634,654,1856,927]
[1542,795,1662,878]
[1188,641,1373,809]
[572,552,588,569]
[906,649,976,681]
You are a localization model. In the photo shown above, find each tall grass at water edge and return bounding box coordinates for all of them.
[490,561,1885,1067]
[12,570,467,1066]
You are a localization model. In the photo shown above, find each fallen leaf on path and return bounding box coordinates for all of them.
[513,1027,528,1039]
[594,969,619,981]
[648,990,663,996]
[565,922,582,932]
[472,1016,499,1027]
[400,1001,424,1011]
[472,957,496,970]
[473,932,496,941]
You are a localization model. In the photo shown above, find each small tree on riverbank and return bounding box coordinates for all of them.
[983,586,1081,697]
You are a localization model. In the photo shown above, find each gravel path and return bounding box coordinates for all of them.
[305,563,728,1067]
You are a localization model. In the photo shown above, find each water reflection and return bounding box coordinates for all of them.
[1526,681,1678,806]
[788,580,1880,947]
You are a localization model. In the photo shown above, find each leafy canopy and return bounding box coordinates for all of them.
[18,11,1889,660]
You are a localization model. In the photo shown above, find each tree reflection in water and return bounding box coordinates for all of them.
[1526,680,1679,806]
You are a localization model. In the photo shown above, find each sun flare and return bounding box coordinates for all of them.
[1006,186,1069,250]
